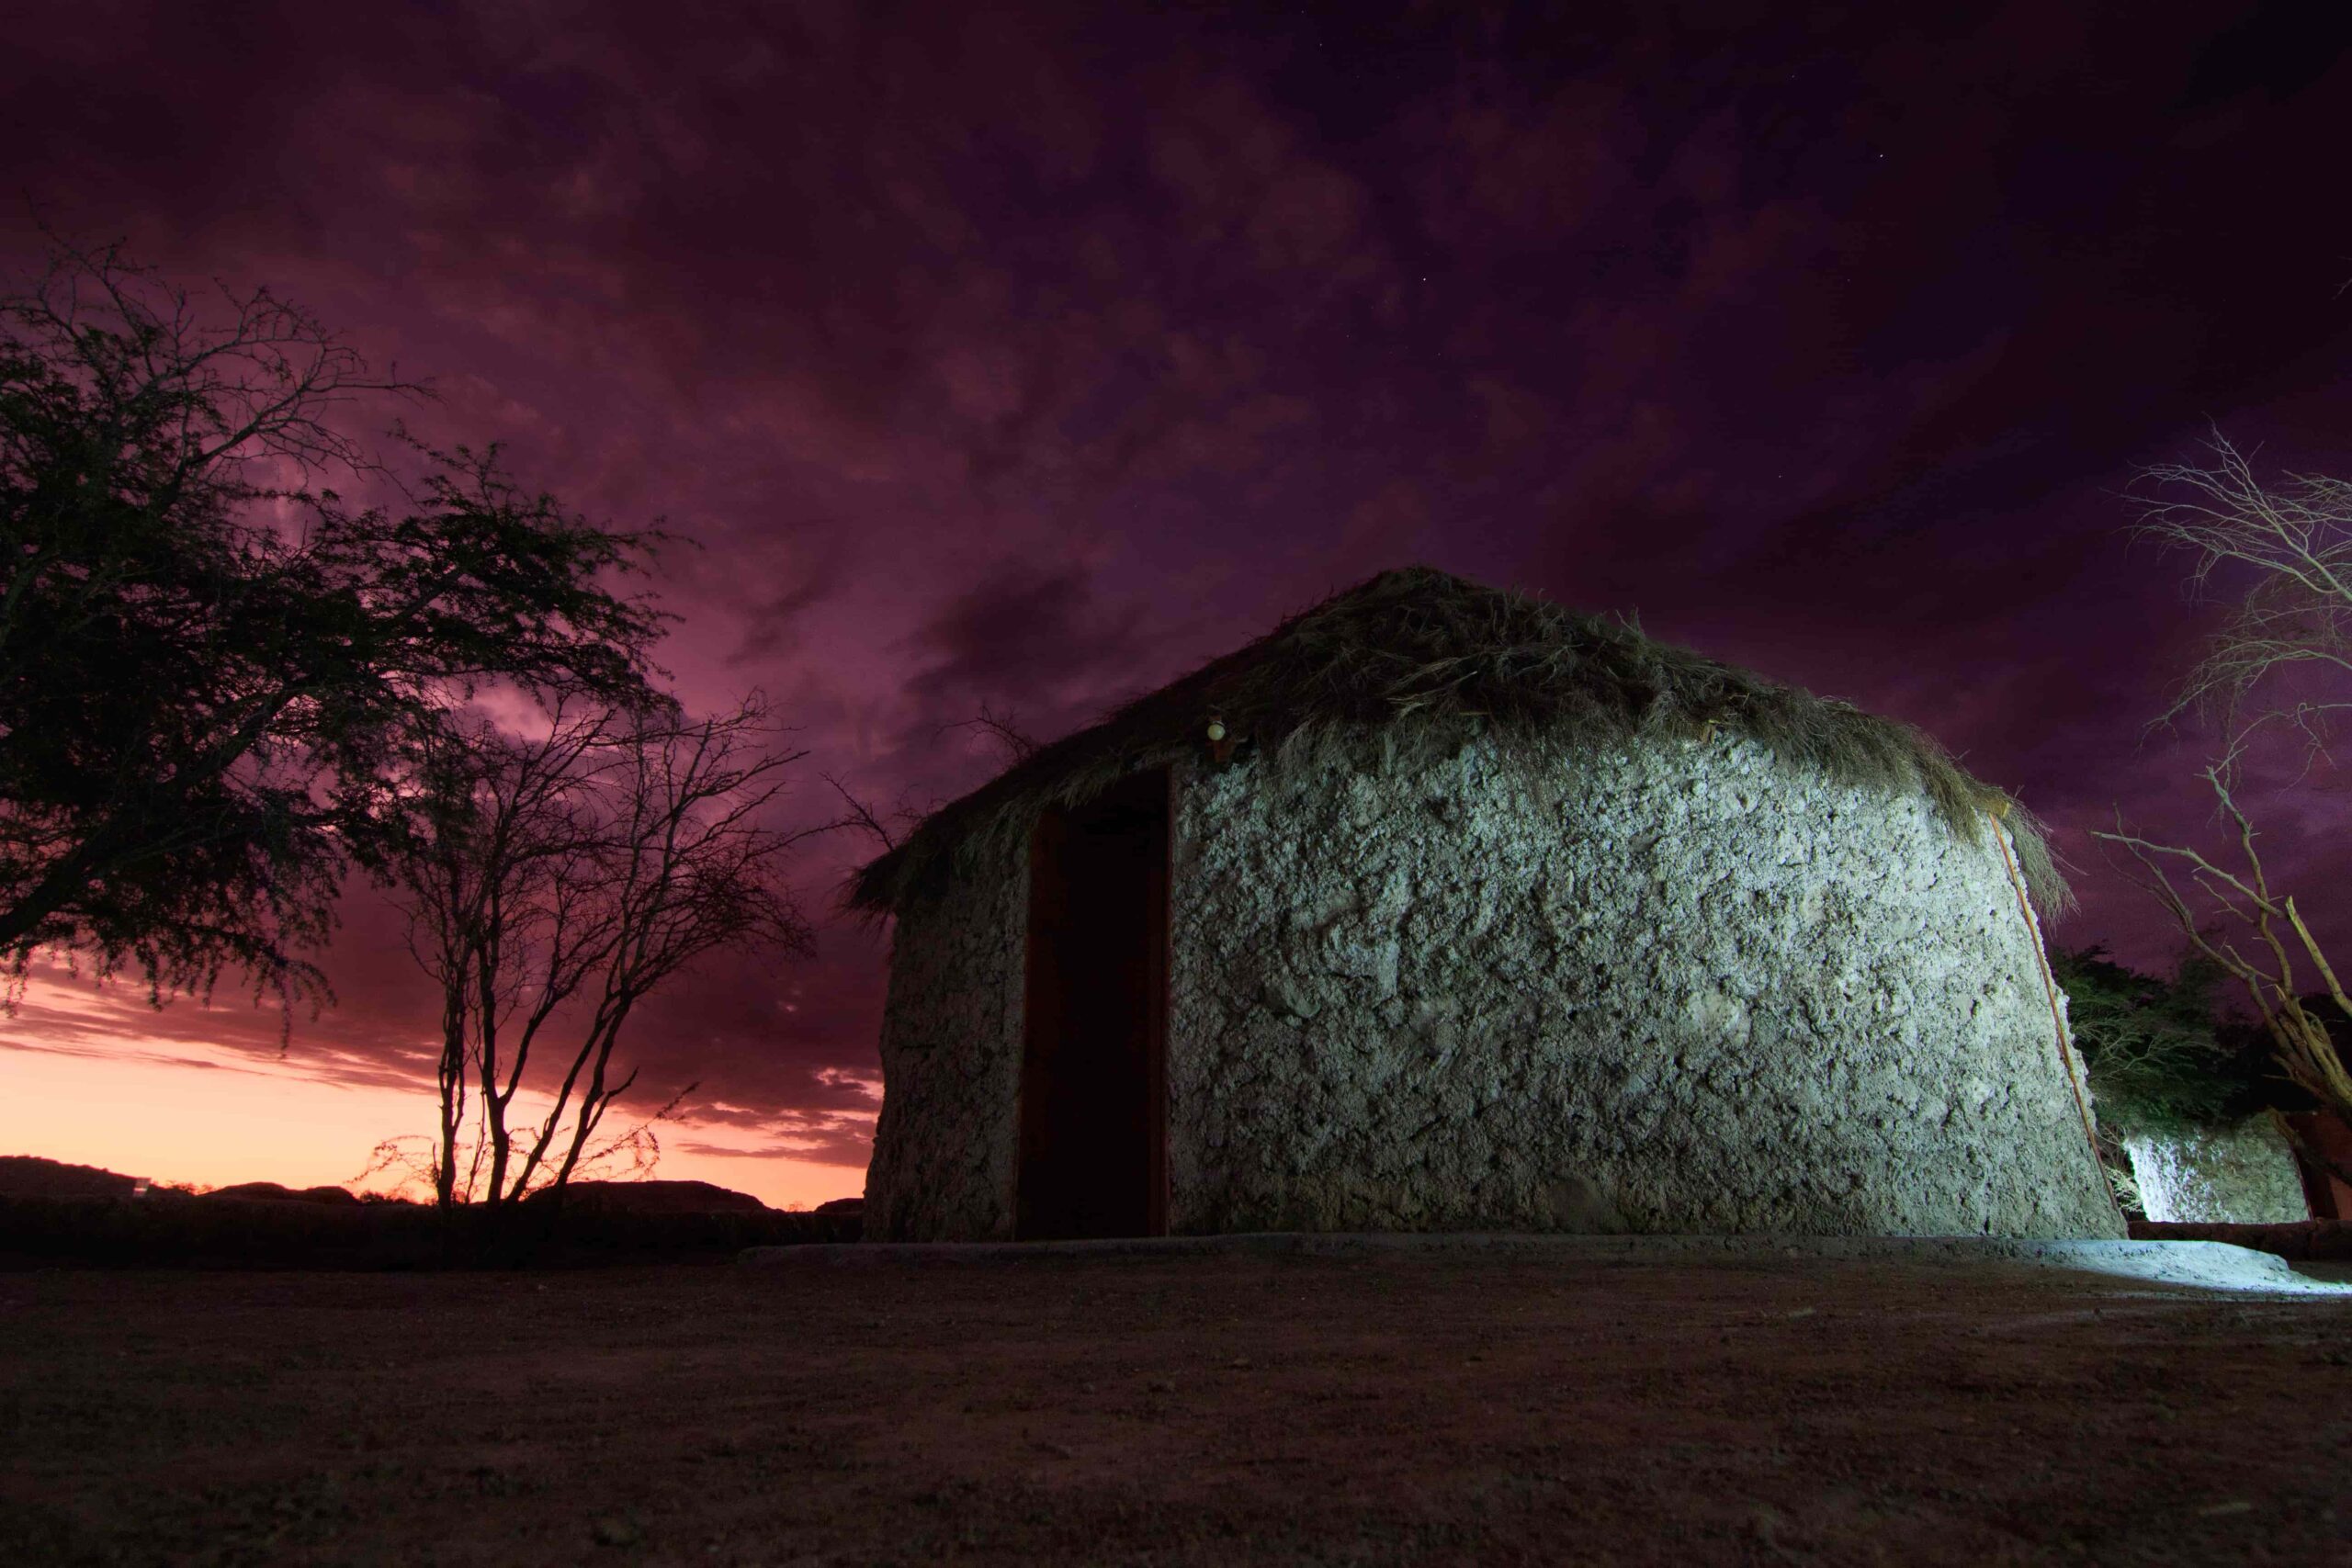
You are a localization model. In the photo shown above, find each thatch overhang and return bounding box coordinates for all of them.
[848,568,2066,916]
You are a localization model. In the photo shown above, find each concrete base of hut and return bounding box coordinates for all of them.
[2124,1118,2311,1224]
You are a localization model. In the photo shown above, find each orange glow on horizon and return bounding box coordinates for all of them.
[1,981,869,1212]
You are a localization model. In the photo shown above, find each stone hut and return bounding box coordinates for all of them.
[853,568,2121,1243]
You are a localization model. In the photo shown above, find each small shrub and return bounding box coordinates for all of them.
[2052,945,2311,1136]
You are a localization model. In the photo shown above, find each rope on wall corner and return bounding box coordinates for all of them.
[1986,807,2131,1231]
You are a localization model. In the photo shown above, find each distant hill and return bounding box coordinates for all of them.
[1,1157,808,1213]
[200,1180,363,1206]
[0,1159,863,1263]
[0,1155,147,1198]
[0,1157,368,1203]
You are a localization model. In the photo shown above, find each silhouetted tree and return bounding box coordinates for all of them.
[0,237,673,1012]
[2051,944,2304,1134]
[389,695,814,1209]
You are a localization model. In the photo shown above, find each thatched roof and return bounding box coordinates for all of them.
[850,568,2066,914]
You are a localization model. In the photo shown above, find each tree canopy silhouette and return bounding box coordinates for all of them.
[0,237,675,1011]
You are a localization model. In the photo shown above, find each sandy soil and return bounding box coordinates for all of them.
[3,1249,2348,1566]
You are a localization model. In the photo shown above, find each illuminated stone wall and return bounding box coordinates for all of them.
[1164,729,2122,1239]
[860,840,1026,1242]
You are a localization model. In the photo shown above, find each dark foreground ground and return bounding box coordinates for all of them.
[3,1250,2348,1567]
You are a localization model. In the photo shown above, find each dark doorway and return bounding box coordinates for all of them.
[1016,768,1170,1240]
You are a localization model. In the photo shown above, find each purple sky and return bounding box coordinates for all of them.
[6,1,2351,1190]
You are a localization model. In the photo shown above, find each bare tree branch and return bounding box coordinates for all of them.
[2129,425,2352,778]
[390,694,812,1208]
[941,702,1040,763]
[815,773,921,852]
[2097,428,2352,1147]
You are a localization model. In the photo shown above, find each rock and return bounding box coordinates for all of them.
[524,1179,770,1215]
[814,1196,865,1214]
[589,1516,641,1547]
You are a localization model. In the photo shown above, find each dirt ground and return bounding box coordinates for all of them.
[3,1248,2348,1567]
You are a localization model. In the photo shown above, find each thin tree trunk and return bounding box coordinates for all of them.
[551,999,639,1191]
[433,969,468,1209]
[477,955,514,1206]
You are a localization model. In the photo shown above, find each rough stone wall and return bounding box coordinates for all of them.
[860,840,1027,1241]
[2124,1120,2309,1224]
[1167,729,2122,1239]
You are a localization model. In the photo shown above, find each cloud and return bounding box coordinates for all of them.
[2,973,442,1098]
[669,1087,877,1168]
[905,565,1142,723]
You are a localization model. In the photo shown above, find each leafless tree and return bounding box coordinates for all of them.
[387,694,815,1209]
[2095,428,2352,1183]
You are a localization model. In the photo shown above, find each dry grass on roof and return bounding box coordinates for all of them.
[848,567,2068,916]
